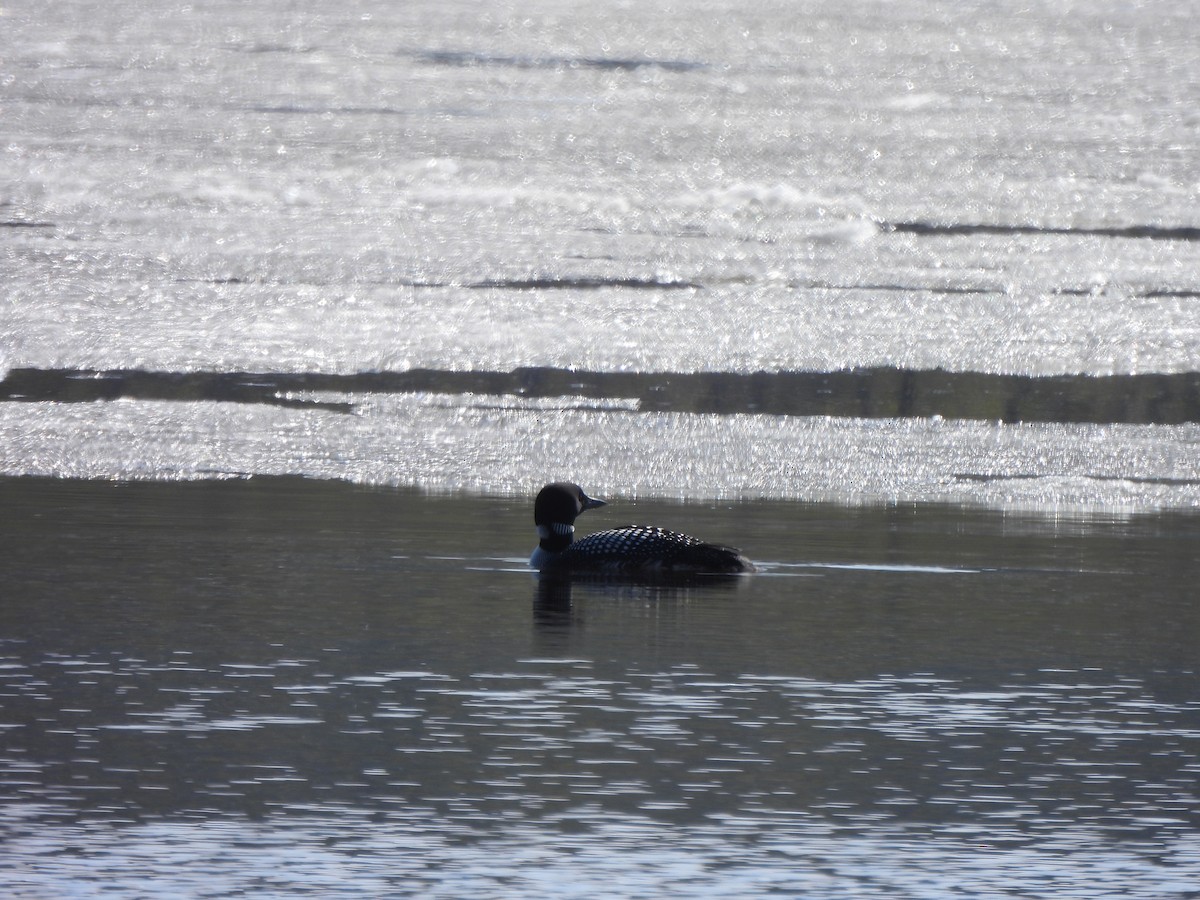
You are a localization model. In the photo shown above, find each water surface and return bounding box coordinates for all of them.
[3,0,1199,894]
[2,478,1198,897]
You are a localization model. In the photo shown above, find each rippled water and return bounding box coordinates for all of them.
[3,390,1198,510]
[3,0,1199,511]
[3,479,1199,897]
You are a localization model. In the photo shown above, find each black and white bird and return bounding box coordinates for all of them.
[529,482,754,578]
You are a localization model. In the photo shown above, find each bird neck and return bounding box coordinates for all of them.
[537,522,575,554]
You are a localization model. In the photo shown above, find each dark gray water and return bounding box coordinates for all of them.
[2,477,1198,897]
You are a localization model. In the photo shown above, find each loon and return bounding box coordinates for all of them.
[530,482,755,577]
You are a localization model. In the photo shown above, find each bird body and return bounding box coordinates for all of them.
[530,482,754,578]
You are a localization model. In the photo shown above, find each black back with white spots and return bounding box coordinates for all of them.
[551,525,751,575]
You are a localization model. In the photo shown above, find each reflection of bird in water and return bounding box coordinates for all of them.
[530,556,745,656]
[529,482,755,579]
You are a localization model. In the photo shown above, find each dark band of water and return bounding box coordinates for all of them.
[409,49,709,73]
[881,221,1200,242]
[4,366,1199,425]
